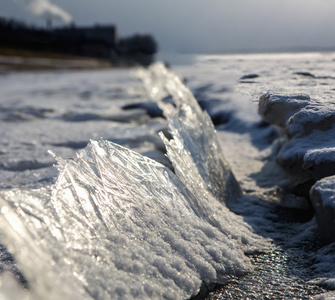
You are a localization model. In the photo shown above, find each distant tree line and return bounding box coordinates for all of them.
[0,17,158,66]
[119,34,157,55]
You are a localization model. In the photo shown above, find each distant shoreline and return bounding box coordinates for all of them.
[157,49,335,67]
[0,18,157,70]
[0,47,115,73]
[177,45,335,56]
[3,47,335,72]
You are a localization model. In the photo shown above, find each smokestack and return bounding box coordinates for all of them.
[15,0,73,24]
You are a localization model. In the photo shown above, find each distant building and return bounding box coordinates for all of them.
[54,25,119,48]
[51,25,118,59]
[0,18,157,66]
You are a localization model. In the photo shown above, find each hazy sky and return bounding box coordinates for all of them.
[2,0,335,53]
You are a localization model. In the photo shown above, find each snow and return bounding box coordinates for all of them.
[311,177,335,210]
[310,176,335,243]
[259,93,311,128]
[287,105,335,138]
[1,52,335,298]
[0,69,168,189]
[258,91,335,184]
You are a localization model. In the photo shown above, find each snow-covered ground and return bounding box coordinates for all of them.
[0,52,335,299]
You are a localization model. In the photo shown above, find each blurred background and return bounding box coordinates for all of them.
[1,0,335,68]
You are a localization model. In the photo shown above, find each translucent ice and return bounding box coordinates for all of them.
[0,140,255,299]
[137,62,241,205]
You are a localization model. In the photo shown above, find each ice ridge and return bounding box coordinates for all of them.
[0,63,268,300]
[137,62,241,205]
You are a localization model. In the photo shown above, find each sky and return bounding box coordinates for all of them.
[1,0,335,53]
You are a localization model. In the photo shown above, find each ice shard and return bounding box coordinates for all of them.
[137,62,241,205]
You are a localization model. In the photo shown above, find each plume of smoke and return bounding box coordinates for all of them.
[15,0,73,24]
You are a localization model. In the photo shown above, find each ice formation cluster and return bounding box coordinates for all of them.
[0,63,267,299]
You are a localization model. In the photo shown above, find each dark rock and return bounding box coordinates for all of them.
[294,72,315,78]
[122,102,164,118]
[240,74,259,80]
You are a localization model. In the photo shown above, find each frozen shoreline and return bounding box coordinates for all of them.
[0,53,335,298]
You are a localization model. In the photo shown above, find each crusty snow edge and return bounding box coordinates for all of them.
[259,93,335,243]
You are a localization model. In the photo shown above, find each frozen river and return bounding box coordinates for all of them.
[1,52,335,299]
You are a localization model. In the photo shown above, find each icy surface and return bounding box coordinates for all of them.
[0,69,168,189]
[1,52,335,298]
[175,53,335,297]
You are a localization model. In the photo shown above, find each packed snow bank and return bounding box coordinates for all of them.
[259,93,335,184]
[259,93,335,243]
[259,93,310,130]
[310,241,335,291]
[315,291,335,300]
